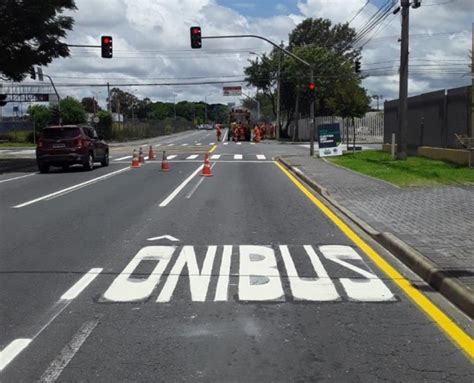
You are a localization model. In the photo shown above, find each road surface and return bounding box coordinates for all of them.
[1,129,472,382]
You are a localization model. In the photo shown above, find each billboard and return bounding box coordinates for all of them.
[317,123,343,157]
[223,86,242,96]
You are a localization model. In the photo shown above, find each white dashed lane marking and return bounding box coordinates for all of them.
[210,155,221,160]
[114,155,132,161]
[167,155,177,160]
[234,154,243,160]
[186,155,199,160]
[257,155,266,160]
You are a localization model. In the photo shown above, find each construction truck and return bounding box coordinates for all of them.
[228,107,252,141]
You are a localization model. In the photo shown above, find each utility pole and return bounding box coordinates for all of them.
[397,0,421,160]
[276,41,283,140]
[107,82,111,112]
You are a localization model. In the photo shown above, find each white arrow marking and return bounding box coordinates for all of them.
[147,235,180,242]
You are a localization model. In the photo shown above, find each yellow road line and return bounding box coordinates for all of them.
[274,160,474,360]
[208,145,217,153]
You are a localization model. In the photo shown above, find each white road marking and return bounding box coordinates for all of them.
[210,154,221,160]
[147,235,179,242]
[167,144,175,146]
[113,155,132,161]
[196,143,202,146]
[234,154,243,160]
[236,142,242,145]
[167,155,177,160]
[256,154,266,160]
[13,167,130,208]
[222,129,228,142]
[0,173,36,184]
[186,154,199,160]
[209,142,215,145]
[39,318,100,383]
[103,246,174,302]
[181,143,189,146]
[215,245,232,301]
[154,144,161,147]
[280,245,339,301]
[157,246,217,302]
[60,268,103,301]
[250,142,255,145]
[223,142,229,145]
[159,165,203,207]
[186,162,217,199]
[239,245,284,301]
[0,339,32,371]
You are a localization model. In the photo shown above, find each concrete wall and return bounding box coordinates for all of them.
[384,86,472,151]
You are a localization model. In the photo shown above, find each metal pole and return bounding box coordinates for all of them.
[107,82,111,112]
[174,94,177,120]
[310,68,315,156]
[43,74,61,125]
[397,0,410,160]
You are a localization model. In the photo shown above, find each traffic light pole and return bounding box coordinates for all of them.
[202,34,315,156]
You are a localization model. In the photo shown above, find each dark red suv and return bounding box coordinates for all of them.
[36,125,109,173]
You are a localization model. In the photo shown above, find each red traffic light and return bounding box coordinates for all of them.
[309,83,316,91]
[191,27,201,35]
[102,36,111,44]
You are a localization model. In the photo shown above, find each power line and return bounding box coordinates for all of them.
[348,1,370,25]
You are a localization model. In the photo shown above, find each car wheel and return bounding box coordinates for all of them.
[83,153,94,171]
[38,163,49,174]
[101,151,109,167]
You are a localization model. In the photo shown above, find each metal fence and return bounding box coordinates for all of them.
[293,111,384,143]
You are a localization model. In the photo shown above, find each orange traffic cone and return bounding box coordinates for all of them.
[131,149,140,168]
[201,154,213,177]
[139,146,145,164]
[148,145,156,160]
[161,151,170,172]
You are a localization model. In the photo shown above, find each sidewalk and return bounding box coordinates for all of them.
[280,155,474,317]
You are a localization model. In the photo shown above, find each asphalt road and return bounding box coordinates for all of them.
[1,129,472,382]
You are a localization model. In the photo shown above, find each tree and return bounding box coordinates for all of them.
[56,96,86,125]
[109,88,139,118]
[0,0,77,81]
[96,110,113,139]
[81,97,100,113]
[28,105,51,131]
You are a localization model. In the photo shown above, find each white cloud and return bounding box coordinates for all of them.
[10,0,470,110]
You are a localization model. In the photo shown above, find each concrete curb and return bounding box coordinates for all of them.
[278,157,474,318]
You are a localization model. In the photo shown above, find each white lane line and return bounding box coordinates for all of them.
[222,129,228,142]
[113,160,273,164]
[0,173,36,184]
[234,154,243,160]
[60,268,103,301]
[113,155,132,161]
[186,162,217,199]
[250,142,255,145]
[256,154,266,160]
[154,144,161,147]
[0,339,32,371]
[236,142,242,145]
[13,167,130,208]
[167,143,175,147]
[167,155,177,160]
[181,143,189,146]
[209,142,215,145]
[196,143,202,146]
[223,142,229,145]
[210,154,221,160]
[186,154,199,160]
[159,165,203,207]
[39,318,101,383]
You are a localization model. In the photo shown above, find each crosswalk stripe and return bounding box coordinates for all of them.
[196,143,202,146]
[154,144,161,147]
[234,154,243,160]
[167,155,177,160]
[210,155,221,160]
[250,143,255,145]
[209,142,215,145]
[236,142,242,145]
[186,154,199,160]
[167,144,175,146]
[223,143,229,145]
[114,155,132,161]
[256,154,266,160]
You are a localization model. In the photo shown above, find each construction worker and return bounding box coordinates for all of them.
[216,125,221,141]
[253,124,260,143]
[233,123,239,142]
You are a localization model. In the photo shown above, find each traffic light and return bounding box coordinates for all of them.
[101,35,113,58]
[0,94,7,107]
[308,82,316,100]
[30,67,36,80]
[190,26,202,49]
[355,60,361,73]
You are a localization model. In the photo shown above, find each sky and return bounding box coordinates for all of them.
[2,0,473,113]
